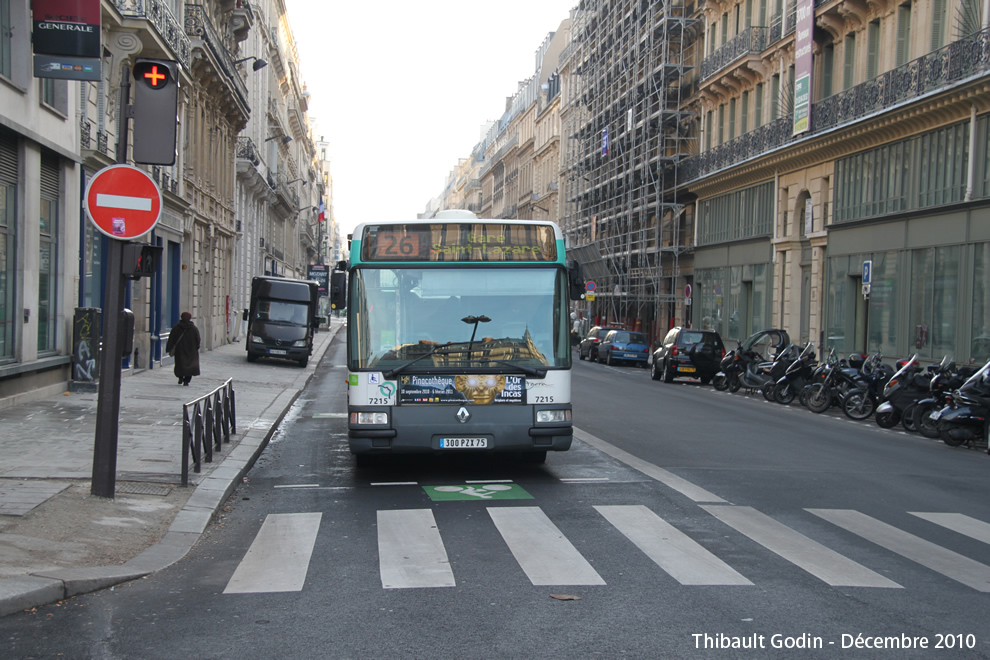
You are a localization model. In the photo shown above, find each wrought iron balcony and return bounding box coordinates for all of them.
[683,28,990,183]
[185,4,250,113]
[113,0,191,67]
[701,26,769,81]
[236,136,261,165]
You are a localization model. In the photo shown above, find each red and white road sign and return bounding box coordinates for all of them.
[85,164,162,240]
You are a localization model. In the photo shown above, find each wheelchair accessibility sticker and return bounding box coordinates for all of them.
[424,484,533,501]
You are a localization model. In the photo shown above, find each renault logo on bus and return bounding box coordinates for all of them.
[456,407,471,423]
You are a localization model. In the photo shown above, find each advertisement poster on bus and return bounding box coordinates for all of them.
[399,374,527,405]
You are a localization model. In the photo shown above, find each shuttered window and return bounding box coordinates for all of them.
[0,129,16,359]
[897,2,912,67]
[38,152,59,353]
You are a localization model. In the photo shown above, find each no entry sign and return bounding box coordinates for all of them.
[85,164,162,240]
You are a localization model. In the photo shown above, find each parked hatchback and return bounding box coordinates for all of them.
[598,330,651,367]
[578,326,624,361]
[651,327,726,384]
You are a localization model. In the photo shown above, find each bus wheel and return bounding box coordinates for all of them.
[298,357,308,368]
[522,451,547,464]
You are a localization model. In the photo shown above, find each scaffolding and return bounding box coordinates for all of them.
[562,0,698,341]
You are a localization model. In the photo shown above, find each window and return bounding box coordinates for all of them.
[718,104,725,144]
[931,0,945,50]
[38,154,60,354]
[754,83,764,128]
[822,44,835,97]
[706,110,713,150]
[0,130,14,361]
[897,2,912,66]
[0,0,10,79]
[729,98,736,141]
[741,91,750,134]
[973,243,990,362]
[843,34,856,90]
[867,20,880,80]
[771,75,780,119]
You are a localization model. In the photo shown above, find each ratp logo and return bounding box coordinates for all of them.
[379,382,395,397]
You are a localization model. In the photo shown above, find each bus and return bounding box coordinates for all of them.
[330,210,585,465]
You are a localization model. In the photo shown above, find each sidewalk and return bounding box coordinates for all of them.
[0,320,341,617]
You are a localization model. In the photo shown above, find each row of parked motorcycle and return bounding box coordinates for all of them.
[713,328,990,451]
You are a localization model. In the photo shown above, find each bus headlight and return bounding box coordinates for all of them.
[536,409,571,423]
[351,412,389,425]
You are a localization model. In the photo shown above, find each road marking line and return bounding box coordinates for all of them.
[704,505,900,588]
[371,481,418,486]
[488,506,606,586]
[575,427,726,503]
[809,508,990,592]
[909,512,990,544]
[378,509,455,589]
[273,484,320,489]
[312,412,347,418]
[466,479,513,484]
[561,477,610,482]
[596,505,752,585]
[95,192,152,211]
[223,512,322,594]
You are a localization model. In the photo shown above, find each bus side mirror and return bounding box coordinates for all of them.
[566,260,585,301]
[241,309,248,322]
[330,271,347,310]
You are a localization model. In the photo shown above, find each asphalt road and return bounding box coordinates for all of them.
[2,340,989,659]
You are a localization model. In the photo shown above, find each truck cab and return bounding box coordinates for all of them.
[244,276,319,367]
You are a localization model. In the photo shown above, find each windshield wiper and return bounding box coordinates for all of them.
[381,343,456,379]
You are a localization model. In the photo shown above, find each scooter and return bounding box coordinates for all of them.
[841,351,893,420]
[914,359,978,439]
[874,355,933,430]
[772,342,817,405]
[931,358,990,449]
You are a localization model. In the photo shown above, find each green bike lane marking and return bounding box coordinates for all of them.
[423,483,534,501]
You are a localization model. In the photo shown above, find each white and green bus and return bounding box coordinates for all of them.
[330,211,585,465]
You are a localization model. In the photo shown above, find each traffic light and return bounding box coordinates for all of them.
[121,243,163,279]
[132,58,180,166]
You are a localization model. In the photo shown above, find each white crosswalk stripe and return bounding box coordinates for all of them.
[488,506,606,586]
[702,505,901,588]
[595,504,752,585]
[909,512,990,545]
[223,512,322,594]
[378,509,456,589]
[222,505,990,593]
[808,509,990,592]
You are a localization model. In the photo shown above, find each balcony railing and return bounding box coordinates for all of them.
[701,27,769,81]
[185,4,249,113]
[113,0,191,67]
[236,136,260,165]
[683,28,990,183]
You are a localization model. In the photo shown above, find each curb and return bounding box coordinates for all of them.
[0,323,340,618]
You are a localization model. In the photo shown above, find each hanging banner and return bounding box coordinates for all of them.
[33,0,102,81]
[792,0,814,135]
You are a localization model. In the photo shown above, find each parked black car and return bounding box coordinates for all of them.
[578,326,624,361]
[651,327,726,384]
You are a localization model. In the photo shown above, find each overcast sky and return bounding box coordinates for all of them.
[285,0,577,236]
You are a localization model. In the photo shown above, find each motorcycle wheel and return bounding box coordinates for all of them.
[761,381,776,402]
[712,373,728,391]
[774,381,795,405]
[806,384,833,413]
[915,402,941,439]
[799,386,811,408]
[875,409,901,429]
[843,392,875,420]
[940,428,967,447]
[901,403,919,432]
[728,373,741,393]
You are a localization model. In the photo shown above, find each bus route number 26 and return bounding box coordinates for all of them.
[377,232,420,258]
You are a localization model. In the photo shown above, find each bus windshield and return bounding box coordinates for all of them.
[349,266,570,371]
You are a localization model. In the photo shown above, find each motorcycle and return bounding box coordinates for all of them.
[805,351,878,415]
[913,359,978,439]
[875,355,929,430]
[931,358,990,449]
[772,342,817,405]
[840,352,893,420]
[714,328,792,395]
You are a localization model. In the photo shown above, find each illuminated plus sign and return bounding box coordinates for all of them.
[144,65,166,87]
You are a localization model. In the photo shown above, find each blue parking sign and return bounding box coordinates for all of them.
[862,260,872,285]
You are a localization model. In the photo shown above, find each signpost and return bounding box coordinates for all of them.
[86,164,162,499]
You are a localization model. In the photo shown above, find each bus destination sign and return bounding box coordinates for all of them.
[363,223,556,263]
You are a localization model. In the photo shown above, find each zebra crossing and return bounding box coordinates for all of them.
[221,503,990,594]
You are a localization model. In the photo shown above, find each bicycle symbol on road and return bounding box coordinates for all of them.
[433,485,513,499]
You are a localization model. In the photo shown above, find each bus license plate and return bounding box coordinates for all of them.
[440,437,488,449]
[269,349,287,355]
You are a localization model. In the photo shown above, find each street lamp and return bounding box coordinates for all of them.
[265,133,292,144]
[234,56,268,72]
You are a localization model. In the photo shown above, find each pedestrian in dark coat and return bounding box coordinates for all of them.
[165,311,201,386]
